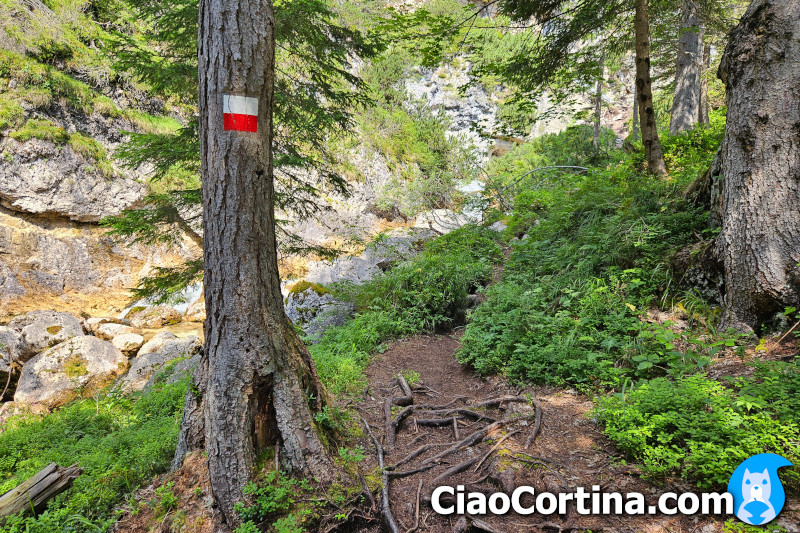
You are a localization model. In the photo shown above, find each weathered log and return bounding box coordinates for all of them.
[0,463,82,519]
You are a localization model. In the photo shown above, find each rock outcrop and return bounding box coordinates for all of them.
[7,310,84,360]
[119,335,201,393]
[0,138,146,222]
[13,336,129,409]
[111,333,144,356]
[127,306,183,329]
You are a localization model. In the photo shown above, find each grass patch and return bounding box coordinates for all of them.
[0,94,25,131]
[69,132,114,176]
[0,380,188,533]
[10,118,69,143]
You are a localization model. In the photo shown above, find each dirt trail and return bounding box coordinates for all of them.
[358,333,780,533]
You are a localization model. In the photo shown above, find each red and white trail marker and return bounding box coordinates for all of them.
[223,94,258,132]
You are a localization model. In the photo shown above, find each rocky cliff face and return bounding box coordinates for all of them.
[0,95,195,318]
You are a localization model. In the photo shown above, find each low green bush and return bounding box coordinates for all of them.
[0,380,188,533]
[594,372,800,490]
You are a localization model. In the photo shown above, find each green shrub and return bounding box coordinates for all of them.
[234,472,310,524]
[594,375,800,490]
[0,380,188,533]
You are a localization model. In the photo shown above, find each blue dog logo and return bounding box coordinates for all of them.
[728,453,793,525]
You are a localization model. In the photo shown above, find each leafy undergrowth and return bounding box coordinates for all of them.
[452,112,799,491]
[0,379,187,533]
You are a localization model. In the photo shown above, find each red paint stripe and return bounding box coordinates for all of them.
[223,113,258,132]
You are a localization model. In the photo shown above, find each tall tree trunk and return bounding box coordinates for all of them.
[173,0,336,523]
[632,83,640,141]
[670,0,704,134]
[717,0,800,331]
[593,55,604,148]
[699,42,711,125]
[634,0,667,175]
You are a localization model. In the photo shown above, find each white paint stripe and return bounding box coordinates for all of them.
[223,94,259,116]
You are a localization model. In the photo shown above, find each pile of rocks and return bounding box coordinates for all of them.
[0,309,200,413]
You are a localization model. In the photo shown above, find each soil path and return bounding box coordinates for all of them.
[358,333,784,533]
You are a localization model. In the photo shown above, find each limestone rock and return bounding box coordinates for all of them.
[284,285,355,343]
[184,296,206,322]
[489,221,508,232]
[0,138,145,222]
[94,322,137,341]
[0,326,24,383]
[84,317,132,335]
[413,209,476,235]
[127,306,182,328]
[13,336,129,409]
[120,335,201,393]
[111,333,144,356]
[8,310,84,360]
[138,331,178,356]
[143,353,201,393]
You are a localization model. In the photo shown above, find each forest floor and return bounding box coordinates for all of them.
[114,332,800,533]
[355,333,800,533]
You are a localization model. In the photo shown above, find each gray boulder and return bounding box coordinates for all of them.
[8,310,84,360]
[284,285,355,342]
[84,317,132,335]
[120,335,201,393]
[143,353,201,393]
[13,336,129,409]
[137,331,178,355]
[127,305,182,329]
[94,322,137,341]
[111,333,145,356]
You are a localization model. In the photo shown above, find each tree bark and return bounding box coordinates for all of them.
[699,42,711,125]
[173,0,336,523]
[632,83,640,141]
[717,0,800,331]
[593,54,604,148]
[634,0,667,175]
[669,0,704,134]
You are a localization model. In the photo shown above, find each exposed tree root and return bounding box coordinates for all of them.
[524,399,543,449]
[367,385,544,531]
[361,415,402,533]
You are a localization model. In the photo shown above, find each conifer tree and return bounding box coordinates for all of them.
[104,0,378,302]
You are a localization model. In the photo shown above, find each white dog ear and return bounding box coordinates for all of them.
[744,468,751,476]
[761,469,769,477]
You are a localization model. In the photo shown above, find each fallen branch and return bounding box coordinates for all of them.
[405,480,423,533]
[471,395,528,409]
[387,442,455,471]
[394,374,414,406]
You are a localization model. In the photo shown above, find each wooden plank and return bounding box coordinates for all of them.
[0,463,83,520]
